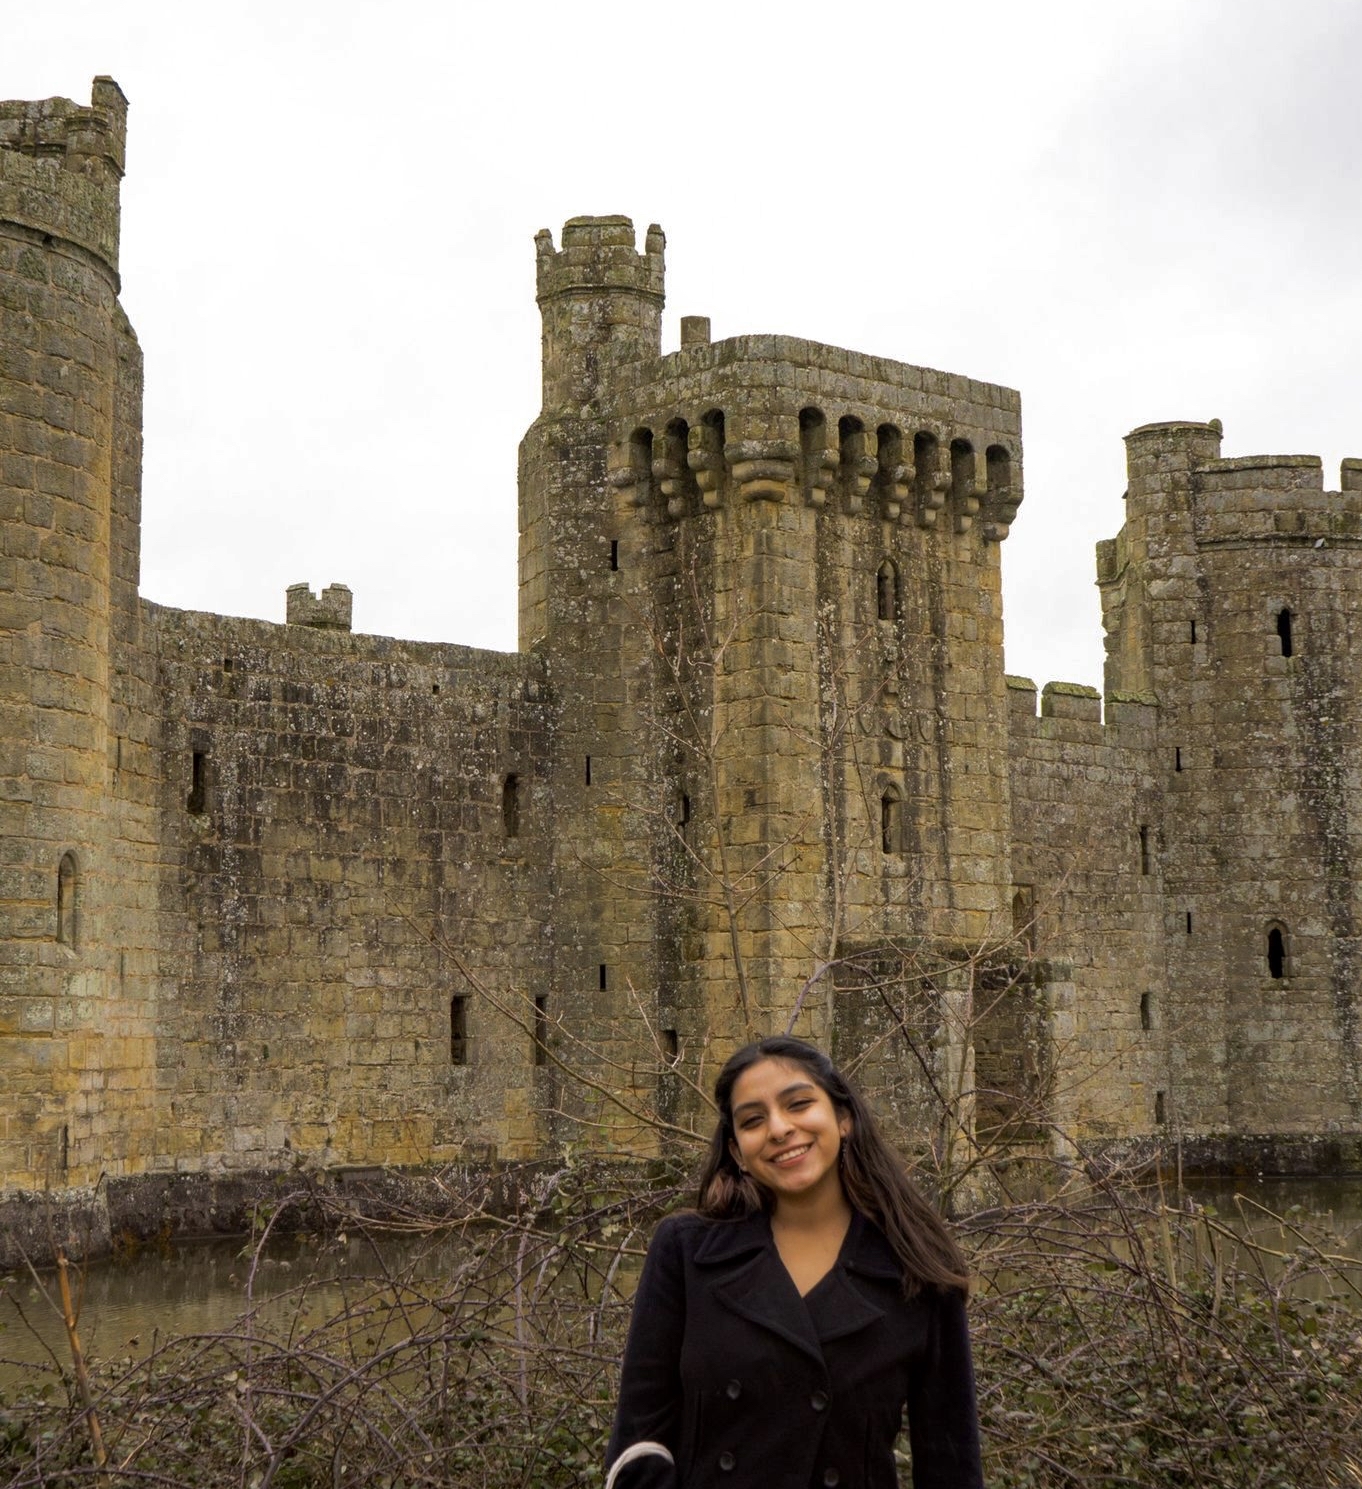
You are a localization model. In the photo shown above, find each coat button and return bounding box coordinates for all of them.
[726,1379,742,1400]
[719,1450,736,1472]
[810,1389,829,1411]
[822,1471,840,1487]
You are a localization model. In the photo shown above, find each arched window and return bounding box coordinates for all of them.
[985,444,1011,496]
[880,786,902,855]
[838,416,867,512]
[799,407,828,505]
[1267,923,1288,979]
[876,558,899,622]
[876,423,903,516]
[502,774,520,838]
[57,852,77,949]
[629,426,655,505]
[1276,608,1294,658]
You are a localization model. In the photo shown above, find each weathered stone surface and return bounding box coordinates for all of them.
[3,83,1360,1229]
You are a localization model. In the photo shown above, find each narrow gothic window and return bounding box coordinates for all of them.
[1174,747,1182,773]
[877,559,899,622]
[1276,608,1293,657]
[609,539,619,572]
[1140,992,1152,1031]
[502,774,520,838]
[1139,825,1150,875]
[450,995,468,1065]
[57,852,77,948]
[598,963,608,991]
[187,750,207,814]
[1267,924,1286,978]
[1155,1091,1167,1125]
[1189,619,1197,643]
[880,788,902,855]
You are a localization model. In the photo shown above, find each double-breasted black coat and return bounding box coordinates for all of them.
[606,1208,984,1489]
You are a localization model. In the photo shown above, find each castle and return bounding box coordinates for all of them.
[3,79,1360,1236]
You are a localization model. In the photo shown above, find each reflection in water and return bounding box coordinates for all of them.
[2,1178,1359,1392]
[0,1229,477,1391]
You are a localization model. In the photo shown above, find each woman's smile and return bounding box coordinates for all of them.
[728,1057,851,1199]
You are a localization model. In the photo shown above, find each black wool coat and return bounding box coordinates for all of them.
[606,1209,984,1489]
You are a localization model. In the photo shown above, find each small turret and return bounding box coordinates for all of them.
[0,76,127,273]
[535,215,664,414]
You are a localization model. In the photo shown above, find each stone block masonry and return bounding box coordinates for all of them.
[3,80,1361,1243]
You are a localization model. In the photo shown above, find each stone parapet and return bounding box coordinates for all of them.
[0,77,126,275]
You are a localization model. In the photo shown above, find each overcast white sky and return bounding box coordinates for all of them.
[7,1,1360,691]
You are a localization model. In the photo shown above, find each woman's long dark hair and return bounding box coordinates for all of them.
[695,1035,970,1296]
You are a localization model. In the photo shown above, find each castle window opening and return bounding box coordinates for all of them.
[585,755,592,786]
[502,773,520,838]
[838,415,865,506]
[877,558,900,622]
[187,751,207,814]
[663,1028,679,1061]
[533,996,549,1066]
[58,1123,69,1175]
[629,427,655,505]
[880,786,902,855]
[1276,607,1294,657]
[609,539,619,572]
[1186,911,1193,934]
[598,963,608,991]
[986,444,1011,495]
[913,431,939,509]
[221,657,233,672]
[431,683,440,694]
[1155,1091,1167,1125]
[877,423,903,513]
[664,417,699,505]
[450,995,468,1065]
[1189,619,1197,644]
[950,438,975,499]
[677,790,691,836]
[1139,824,1150,875]
[1174,747,1182,773]
[1140,991,1152,1031]
[1267,924,1287,979]
[57,851,77,949]
[799,407,827,502]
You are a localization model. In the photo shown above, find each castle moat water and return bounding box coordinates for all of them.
[2,1177,1359,1394]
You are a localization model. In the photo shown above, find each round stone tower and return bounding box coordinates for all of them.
[0,77,131,1188]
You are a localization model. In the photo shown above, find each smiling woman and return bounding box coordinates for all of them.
[605,1036,982,1489]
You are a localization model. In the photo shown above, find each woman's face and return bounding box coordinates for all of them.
[727,1057,851,1204]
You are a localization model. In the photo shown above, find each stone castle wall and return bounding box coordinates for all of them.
[4,82,1361,1219]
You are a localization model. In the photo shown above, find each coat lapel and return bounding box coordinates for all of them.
[695,1212,825,1364]
[694,1210,893,1362]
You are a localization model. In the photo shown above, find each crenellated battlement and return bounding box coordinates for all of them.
[603,336,1023,539]
[534,215,665,412]
[1120,420,1362,546]
[0,77,126,274]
